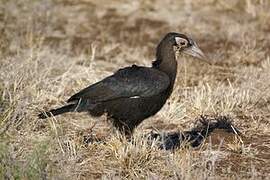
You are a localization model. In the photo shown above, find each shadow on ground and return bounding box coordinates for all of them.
[82,115,241,151]
[147,116,241,150]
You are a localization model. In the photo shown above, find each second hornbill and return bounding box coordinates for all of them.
[38,32,207,135]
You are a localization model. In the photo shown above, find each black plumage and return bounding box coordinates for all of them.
[38,32,206,134]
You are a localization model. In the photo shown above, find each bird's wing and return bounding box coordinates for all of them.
[67,65,170,103]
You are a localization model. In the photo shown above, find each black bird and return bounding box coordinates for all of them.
[38,32,206,135]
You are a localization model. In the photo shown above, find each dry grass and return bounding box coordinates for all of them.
[0,0,270,179]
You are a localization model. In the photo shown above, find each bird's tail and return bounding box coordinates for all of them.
[38,104,75,119]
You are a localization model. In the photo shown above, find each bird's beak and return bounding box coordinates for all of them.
[182,43,210,64]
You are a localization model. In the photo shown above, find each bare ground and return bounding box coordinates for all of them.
[0,0,270,179]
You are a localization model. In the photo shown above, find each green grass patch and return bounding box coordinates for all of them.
[0,139,56,180]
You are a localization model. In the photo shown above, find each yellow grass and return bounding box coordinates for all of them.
[0,0,270,179]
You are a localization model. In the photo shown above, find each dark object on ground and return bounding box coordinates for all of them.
[38,32,207,135]
[149,116,241,150]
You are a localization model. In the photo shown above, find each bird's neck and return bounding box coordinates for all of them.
[152,44,177,84]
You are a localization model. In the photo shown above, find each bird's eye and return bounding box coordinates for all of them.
[180,40,187,46]
[175,37,188,48]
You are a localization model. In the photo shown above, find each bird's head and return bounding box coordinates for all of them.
[163,32,207,62]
